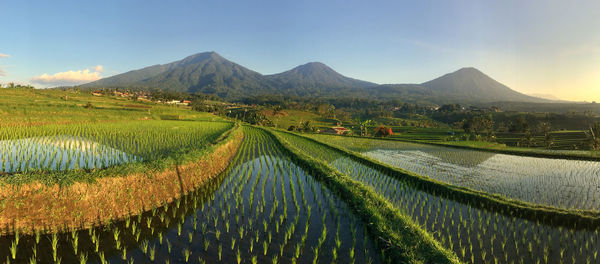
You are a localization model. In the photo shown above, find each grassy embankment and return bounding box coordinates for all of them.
[289,131,600,226]
[264,127,462,264]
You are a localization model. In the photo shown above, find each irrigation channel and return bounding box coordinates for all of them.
[0,127,381,263]
[278,131,600,264]
[309,135,600,211]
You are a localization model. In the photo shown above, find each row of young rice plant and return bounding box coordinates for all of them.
[0,121,233,174]
[305,134,600,211]
[277,131,600,264]
[0,126,381,263]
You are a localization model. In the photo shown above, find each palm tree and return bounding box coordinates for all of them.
[359,119,375,136]
[587,122,600,150]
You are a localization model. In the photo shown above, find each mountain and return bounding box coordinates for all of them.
[82,52,550,104]
[418,67,546,103]
[83,52,279,99]
[83,52,379,100]
[266,62,376,93]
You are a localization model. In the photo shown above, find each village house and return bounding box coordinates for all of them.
[137,97,151,102]
[166,99,192,105]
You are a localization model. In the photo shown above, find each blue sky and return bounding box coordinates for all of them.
[1,0,599,101]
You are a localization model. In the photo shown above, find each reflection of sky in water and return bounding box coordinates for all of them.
[0,136,139,173]
[363,148,600,210]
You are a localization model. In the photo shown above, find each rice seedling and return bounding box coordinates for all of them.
[218,243,222,261]
[98,252,106,264]
[183,248,190,263]
[51,233,58,262]
[166,238,172,254]
[78,253,87,264]
[10,240,17,260]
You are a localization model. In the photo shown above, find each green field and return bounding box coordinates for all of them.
[262,109,340,130]
[2,88,600,263]
[0,88,220,125]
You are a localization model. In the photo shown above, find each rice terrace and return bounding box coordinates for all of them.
[3,1,600,263]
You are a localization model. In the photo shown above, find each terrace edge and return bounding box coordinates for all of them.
[0,123,244,235]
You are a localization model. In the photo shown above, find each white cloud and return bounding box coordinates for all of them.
[0,53,7,77]
[32,66,103,86]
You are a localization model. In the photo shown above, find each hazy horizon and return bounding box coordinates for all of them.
[1,0,599,102]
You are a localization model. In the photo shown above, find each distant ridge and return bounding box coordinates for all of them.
[267,62,376,89]
[82,52,550,104]
[528,93,562,101]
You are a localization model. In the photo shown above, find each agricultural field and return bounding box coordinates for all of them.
[373,126,461,142]
[0,88,220,126]
[2,88,600,263]
[494,131,590,150]
[276,131,600,264]
[304,134,600,211]
[0,127,381,263]
[0,120,233,182]
[358,125,592,152]
[262,109,340,131]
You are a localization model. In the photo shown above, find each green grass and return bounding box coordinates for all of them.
[262,109,339,130]
[0,88,221,125]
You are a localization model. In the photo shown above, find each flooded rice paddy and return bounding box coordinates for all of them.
[0,127,381,263]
